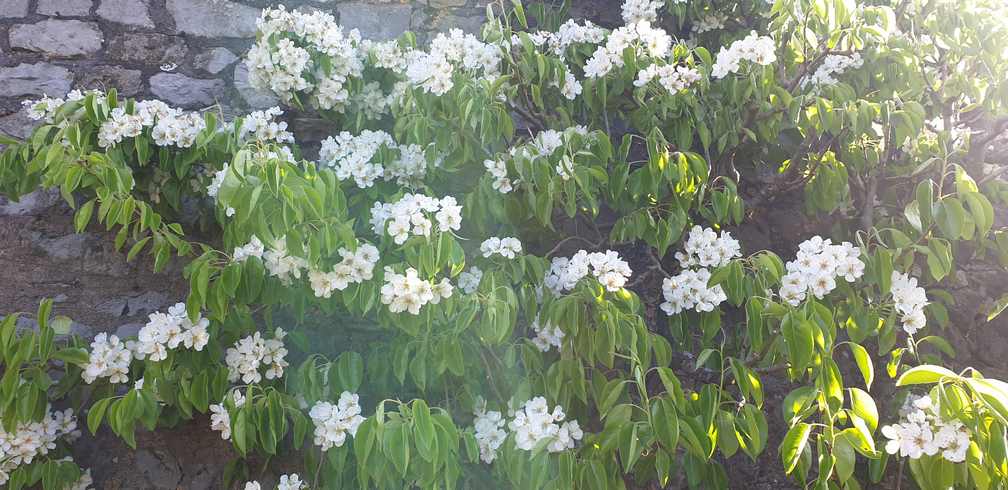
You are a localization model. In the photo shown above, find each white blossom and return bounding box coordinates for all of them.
[711,31,777,79]
[508,397,583,453]
[309,392,365,451]
[370,194,462,244]
[82,333,131,384]
[380,267,454,315]
[545,249,632,294]
[225,329,289,384]
[480,237,523,259]
[777,236,864,306]
[890,271,929,335]
[473,407,507,463]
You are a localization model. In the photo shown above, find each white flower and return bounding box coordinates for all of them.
[621,0,663,24]
[508,397,583,453]
[371,194,462,244]
[545,250,632,294]
[458,267,483,294]
[530,316,564,352]
[244,482,261,490]
[776,236,863,306]
[801,53,863,88]
[891,271,929,335]
[308,244,380,298]
[129,303,211,361]
[310,392,365,451]
[473,408,507,463]
[675,226,742,269]
[239,107,294,144]
[225,329,289,384]
[278,474,306,490]
[711,31,777,79]
[380,267,453,315]
[480,237,523,259]
[660,268,728,315]
[82,333,131,384]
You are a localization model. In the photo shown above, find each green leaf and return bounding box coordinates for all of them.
[88,398,112,435]
[895,365,959,386]
[780,423,812,474]
[848,342,874,389]
[75,200,95,233]
[848,387,879,432]
[412,399,436,458]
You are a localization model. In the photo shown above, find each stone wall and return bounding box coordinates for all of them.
[0,0,504,140]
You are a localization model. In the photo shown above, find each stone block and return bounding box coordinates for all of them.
[167,0,260,38]
[338,2,412,41]
[37,0,93,16]
[149,73,225,107]
[97,0,154,28]
[0,63,73,97]
[9,20,104,57]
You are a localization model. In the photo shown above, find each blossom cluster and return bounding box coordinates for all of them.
[660,227,740,315]
[660,268,728,315]
[232,236,309,285]
[82,332,132,384]
[711,31,777,79]
[128,302,209,361]
[484,126,592,192]
[224,328,290,384]
[309,392,366,451]
[243,474,305,490]
[480,237,523,259]
[509,397,583,452]
[634,64,702,93]
[801,53,864,88]
[96,99,199,148]
[457,266,483,294]
[545,249,632,294]
[370,194,463,245]
[405,29,501,96]
[473,407,507,463]
[0,406,80,485]
[209,391,246,441]
[318,130,428,188]
[246,7,367,111]
[890,271,929,335]
[308,244,380,298]
[512,20,606,57]
[239,107,295,144]
[380,267,454,315]
[584,21,673,79]
[777,236,864,306]
[675,225,741,269]
[22,89,94,124]
[530,315,564,352]
[882,394,971,463]
[621,0,663,24]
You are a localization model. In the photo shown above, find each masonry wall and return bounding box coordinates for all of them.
[0,0,506,141]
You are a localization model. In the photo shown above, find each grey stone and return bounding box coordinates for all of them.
[97,0,154,28]
[78,66,143,96]
[16,316,94,339]
[337,2,412,41]
[0,0,29,17]
[0,189,62,216]
[123,291,169,316]
[0,110,37,142]
[0,63,73,97]
[432,12,484,35]
[114,322,144,339]
[9,20,104,57]
[107,32,188,65]
[233,63,279,109]
[195,47,238,74]
[149,73,225,107]
[34,232,130,276]
[430,0,467,6]
[37,0,93,16]
[167,0,260,38]
[135,449,183,489]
